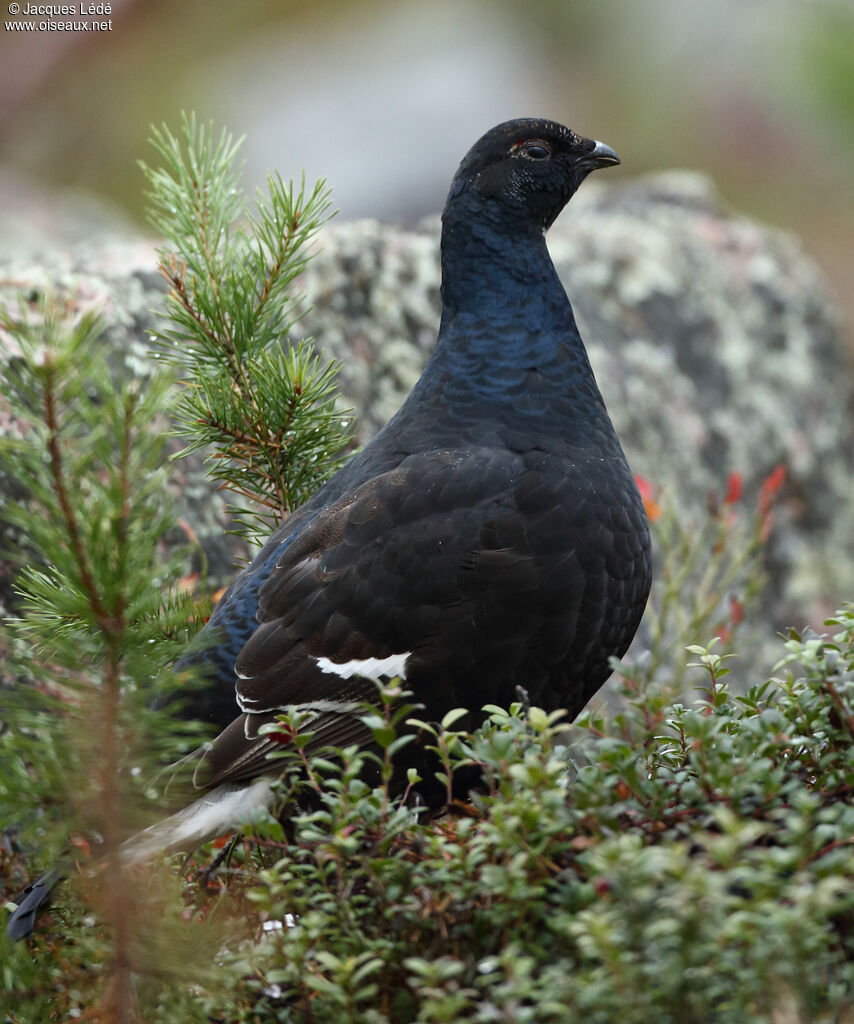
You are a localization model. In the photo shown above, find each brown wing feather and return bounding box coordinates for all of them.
[197,696,377,788]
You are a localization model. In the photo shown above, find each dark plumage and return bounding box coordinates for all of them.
[189,118,651,781]
[7,118,651,936]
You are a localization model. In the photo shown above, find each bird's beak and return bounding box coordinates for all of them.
[582,140,621,170]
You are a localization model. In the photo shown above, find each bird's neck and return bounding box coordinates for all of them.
[439,200,568,328]
[435,197,601,388]
[357,200,621,463]
[372,198,618,454]
[374,191,618,448]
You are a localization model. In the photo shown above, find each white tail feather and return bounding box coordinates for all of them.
[122,777,275,866]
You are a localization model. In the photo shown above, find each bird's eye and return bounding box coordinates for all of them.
[518,142,551,160]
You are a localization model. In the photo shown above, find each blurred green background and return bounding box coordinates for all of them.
[1,0,852,346]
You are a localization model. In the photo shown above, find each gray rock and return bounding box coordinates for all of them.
[1,172,851,645]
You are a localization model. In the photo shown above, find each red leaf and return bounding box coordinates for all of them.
[715,624,732,644]
[69,833,91,858]
[634,475,653,501]
[594,877,612,897]
[634,475,662,522]
[758,464,786,515]
[724,472,743,505]
[269,725,297,745]
[758,464,787,540]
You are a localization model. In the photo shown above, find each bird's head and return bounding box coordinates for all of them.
[445,118,620,233]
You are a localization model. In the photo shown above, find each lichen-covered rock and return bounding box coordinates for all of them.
[1,172,851,637]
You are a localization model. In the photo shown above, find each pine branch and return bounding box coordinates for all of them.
[140,113,355,545]
[2,114,357,1013]
[0,300,211,1015]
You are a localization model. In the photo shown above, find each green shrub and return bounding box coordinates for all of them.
[189,615,854,1023]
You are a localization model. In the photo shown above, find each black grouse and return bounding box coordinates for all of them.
[6,118,651,934]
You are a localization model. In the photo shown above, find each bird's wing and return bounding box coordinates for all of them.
[195,446,543,787]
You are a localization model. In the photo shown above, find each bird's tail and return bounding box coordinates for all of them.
[5,868,63,941]
[5,778,275,940]
[120,777,275,866]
